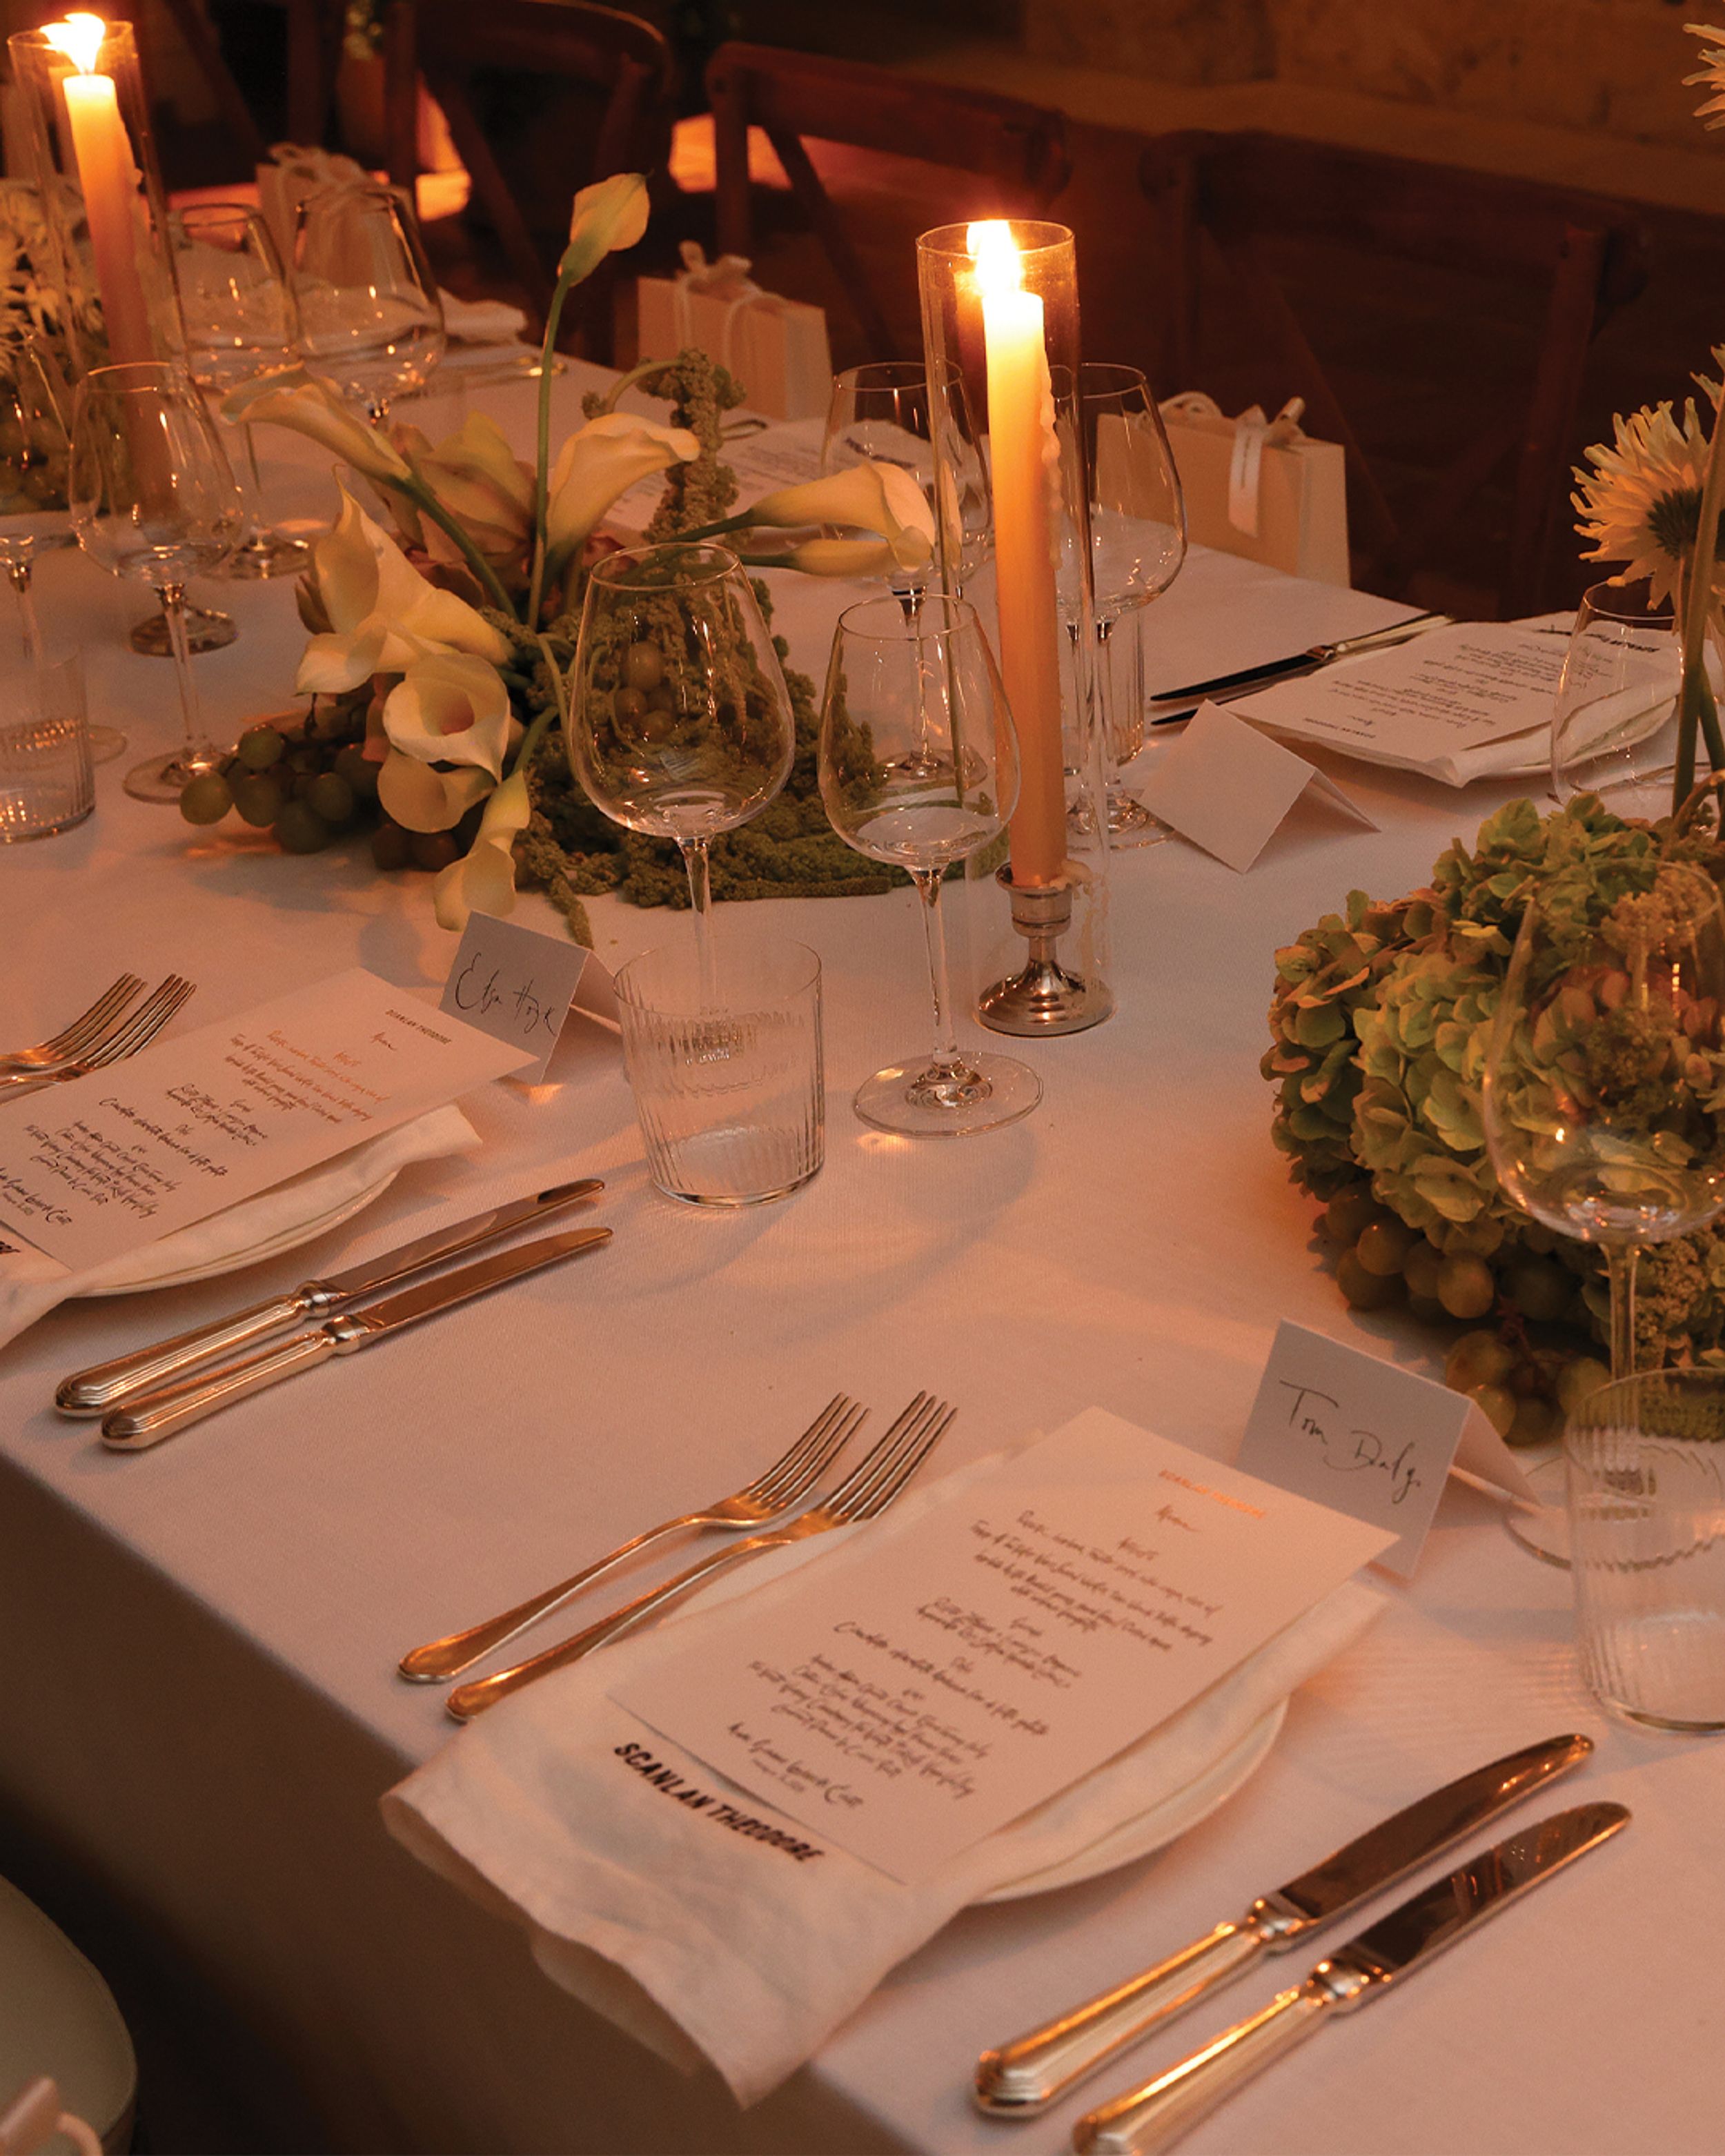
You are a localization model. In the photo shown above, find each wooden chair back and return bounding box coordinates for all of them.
[704,42,1070,359]
[1140,130,1650,614]
[385,0,675,343]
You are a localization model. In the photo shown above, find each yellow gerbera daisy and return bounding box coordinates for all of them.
[1685,21,1725,128]
[1574,375,1725,605]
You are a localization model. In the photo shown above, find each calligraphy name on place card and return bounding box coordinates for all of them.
[1234,1319,1539,1580]
[439,911,616,1080]
[617,1407,1392,1885]
[0,969,531,1274]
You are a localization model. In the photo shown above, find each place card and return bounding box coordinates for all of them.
[1234,1320,1541,1579]
[439,913,618,1080]
[616,1408,1393,1886]
[0,968,531,1274]
[1136,701,1378,871]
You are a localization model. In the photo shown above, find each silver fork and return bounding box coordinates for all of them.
[399,1393,869,1683]
[0,975,145,1074]
[446,1391,955,1721]
[0,977,195,1096]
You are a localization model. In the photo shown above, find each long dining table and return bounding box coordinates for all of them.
[1,359,1719,2156]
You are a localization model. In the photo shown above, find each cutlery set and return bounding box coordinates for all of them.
[34,977,1626,2144]
[1145,610,1452,729]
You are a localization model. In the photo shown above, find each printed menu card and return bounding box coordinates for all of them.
[0,969,531,1274]
[618,1408,1393,1885]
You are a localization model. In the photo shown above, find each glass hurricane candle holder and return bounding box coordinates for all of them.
[7,18,186,380]
[916,218,1112,1036]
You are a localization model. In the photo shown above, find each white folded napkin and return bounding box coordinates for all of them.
[382,1449,1383,2106]
[437,289,531,346]
[0,1104,480,1354]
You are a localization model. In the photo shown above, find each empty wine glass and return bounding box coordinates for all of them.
[292,182,445,425]
[1063,362,1186,844]
[70,362,244,802]
[1483,876,1725,1383]
[0,339,121,760]
[822,359,991,600]
[1550,579,1687,819]
[172,202,309,580]
[819,593,1041,1136]
[569,542,796,991]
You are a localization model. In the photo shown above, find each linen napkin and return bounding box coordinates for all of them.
[382,1447,1383,2106]
[437,290,531,346]
[0,1104,479,1354]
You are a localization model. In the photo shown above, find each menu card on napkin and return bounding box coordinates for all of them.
[616,1408,1392,1885]
[1234,623,1590,784]
[0,969,531,1273]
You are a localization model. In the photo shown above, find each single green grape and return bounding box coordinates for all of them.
[1403,1239,1444,1302]
[623,640,663,691]
[333,744,378,801]
[1337,1250,1402,1310]
[410,830,461,872]
[274,800,332,853]
[1437,1254,1495,1321]
[179,772,233,824]
[1557,1357,1613,1415]
[1357,1219,1414,1278]
[1323,1187,1381,1244]
[1508,1396,1562,1447]
[231,773,286,827]
[236,724,285,771]
[1468,1382,1517,1438]
[1445,1331,1516,1392]
[306,772,355,825]
[371,820,413,871]
[1503,1258,1570,1323]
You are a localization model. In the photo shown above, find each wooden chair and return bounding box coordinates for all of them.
[704,42,1071,360]
[1138,131,1650,615]
[382,0,675,344]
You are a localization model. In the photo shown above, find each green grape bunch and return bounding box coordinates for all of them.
[1267,795,1725,1424]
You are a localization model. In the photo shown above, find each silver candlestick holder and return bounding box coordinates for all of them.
[976,867,1114,1036]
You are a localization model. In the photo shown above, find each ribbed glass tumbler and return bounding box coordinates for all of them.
[1566,1369,1725,1732]
[617,939,825,1207]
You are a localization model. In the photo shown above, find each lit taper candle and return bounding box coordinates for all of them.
[43,13,155,365]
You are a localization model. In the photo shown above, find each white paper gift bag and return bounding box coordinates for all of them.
[256,144,375,265]
[1159,392,1350,587]
[636,243,831,420]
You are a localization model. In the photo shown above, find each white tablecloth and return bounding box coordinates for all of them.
[0,366,1717,2156]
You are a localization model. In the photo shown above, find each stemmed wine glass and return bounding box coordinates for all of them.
[822,360,992,600]
[569,542,796,991]
[69,362,243,802]
[819,593,1041,1137]
[0,338,122,761]
[1063,362,1186,844]
[1550,578,1687,820]
[291,182,446,426]
[172,202,310,580]
[1482,874,1725,1559]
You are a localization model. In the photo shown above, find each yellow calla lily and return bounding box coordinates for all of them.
[433,768,534,929]
[376,753,495,834]
[744,460,935,571]
[559,172,649,286]
[544,413,700,577]
[224,367,411,484]
[382,653,518,777]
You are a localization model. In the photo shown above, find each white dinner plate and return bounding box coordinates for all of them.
[974,1700,1288,1905]
[70,1168,400,1297]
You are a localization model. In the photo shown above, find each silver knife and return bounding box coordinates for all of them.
[974,1730,1592,2117]
[56,1178,604,1416]
[97,1224,613,1451]
[1072,1799,1628,2156]
[1147,612,1449,706]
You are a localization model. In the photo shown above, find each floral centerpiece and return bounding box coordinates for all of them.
[1261,23,1725,1430]
[186,172,937,937]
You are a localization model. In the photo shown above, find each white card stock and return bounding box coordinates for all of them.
[440,913,616,1079]
[1234,1321,1541,1579]
[1136,702,1378,871]
[0,969,530,1273]
[618,1407,1393,1884]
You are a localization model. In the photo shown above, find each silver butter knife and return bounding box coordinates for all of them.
[974,1730,1592,2117]
[1072,1799,1628,2155]
[1148,611,1450,706]
[98,1223,613,1451]
[57,1178,604,1416]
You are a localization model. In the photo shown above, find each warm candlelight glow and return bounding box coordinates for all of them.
[42,13,107,72]
[967,219,1022,295]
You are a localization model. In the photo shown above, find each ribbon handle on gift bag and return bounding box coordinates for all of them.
[672,240,788,375]
[1159,391,1308,539]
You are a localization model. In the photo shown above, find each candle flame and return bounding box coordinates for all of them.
[967,219,1023,299]
[43,13,108,72]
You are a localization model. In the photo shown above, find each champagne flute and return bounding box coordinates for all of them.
[1550,578,1686,819]
[568,542,796,992]
[69,362,244,803]
[0,339,121,760]
[1065,362,1186,844]
[291,182,445,426]
[819,593,1041,1136]
[171,203,310,580]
